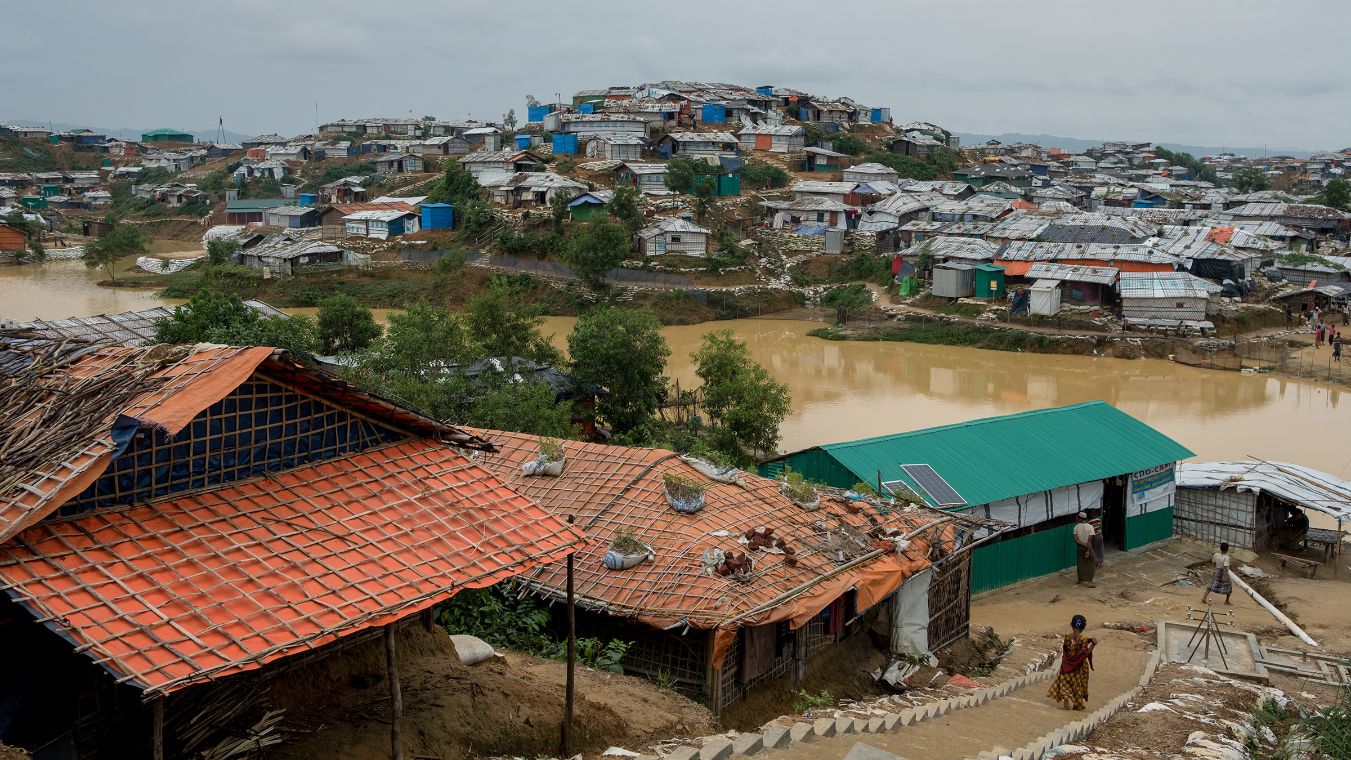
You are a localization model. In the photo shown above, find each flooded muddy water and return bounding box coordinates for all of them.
[0,259,172,320]
[3,262,1348,482]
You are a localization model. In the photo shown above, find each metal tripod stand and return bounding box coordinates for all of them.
[1184,605,1233,669]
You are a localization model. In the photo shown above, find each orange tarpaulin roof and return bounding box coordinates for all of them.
[0,438,587,695]
[996,260,1033,276]
[465,429,977,670]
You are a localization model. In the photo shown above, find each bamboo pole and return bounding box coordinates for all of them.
[153,696,164,760]
[1228,573,1318,647]
[561,515,576,757]
[385,625,402,760]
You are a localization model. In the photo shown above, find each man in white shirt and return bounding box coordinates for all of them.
[1073,511,1097,588]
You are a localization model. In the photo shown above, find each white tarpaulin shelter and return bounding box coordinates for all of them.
[1176,460,1351,550]
[1029,279,1061,316]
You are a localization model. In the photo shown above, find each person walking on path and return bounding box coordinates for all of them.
[1342,309,1348,327]
[1201,542,1233,606]
[1315,323,1324,349]
[1074,512,1097,588]
[1335,333,1343,362]
[1047,614,1096,711]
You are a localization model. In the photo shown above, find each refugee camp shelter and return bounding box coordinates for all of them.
[932,262,975,297]
[972,263,1006,298]
[0,332,585,758]
[1029,279,1062,316]
[1176,461,1351,556]
[638,216,711,257]
[1118,271,1220,324]
[762,402,1194,593]
[465,430,1005,713]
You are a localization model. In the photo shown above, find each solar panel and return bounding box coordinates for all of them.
[899,464,966,507]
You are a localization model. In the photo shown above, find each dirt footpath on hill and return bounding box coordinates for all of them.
[265,624,718,760]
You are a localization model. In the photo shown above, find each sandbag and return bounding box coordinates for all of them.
[449,634,503,665]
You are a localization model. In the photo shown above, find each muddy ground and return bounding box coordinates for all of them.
[264,624,718,760]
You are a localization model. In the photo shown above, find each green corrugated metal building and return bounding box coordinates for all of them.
[761,402,1193,593]
[141,128,194,143]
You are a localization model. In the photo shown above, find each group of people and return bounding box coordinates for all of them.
[1308,307,1344,360]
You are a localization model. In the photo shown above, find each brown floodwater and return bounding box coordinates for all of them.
[537,317,1351,482]
[4,262,1349,483]
[0,258,173,320]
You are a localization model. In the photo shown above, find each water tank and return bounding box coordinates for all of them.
[421,203,454,230]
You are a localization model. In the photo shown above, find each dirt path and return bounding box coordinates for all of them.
[762,630,1148,760]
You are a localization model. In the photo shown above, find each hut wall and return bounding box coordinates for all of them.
[927,553,972,652]
[62,375,405,514]
[1121,296,1207,322]
[1174,487,1260,549]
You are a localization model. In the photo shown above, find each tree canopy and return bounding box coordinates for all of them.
[316,294,382,354]
[568,307,670,434]
[690,330,791,465]
[561,218,630,291]
[153,291,319,361]
[1231,167,1270,193]
[83,220,149,282]
[1316,179,1351,211]
[425,159,480,209]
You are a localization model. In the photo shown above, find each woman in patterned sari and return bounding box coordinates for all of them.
[1047,614,1096,710]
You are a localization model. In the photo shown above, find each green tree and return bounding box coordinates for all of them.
[1316,179,1351,211]
[693,176,716,221]
[377,299,472,373]
[740,161,790,189]
[608,184,644,235]
[467,378,575,437]
[691,330,791,465]
[83,220,149,283]
[665,158,696,194]
[568,307,670,434]
[821,283,874,316]
[550,188,577,232]
[1231,167,1270,193]
[425,158,481,209]
[316,294,382,354]
[154,291,319,361]
[832,134,868,156]
[465,276,562,365]
[206,238,239,266]
[561,218,631,291]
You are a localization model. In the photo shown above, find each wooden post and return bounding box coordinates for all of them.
[561,516,576,757]
[704,630,724,714]
[385,625,402,760]
[152,696,164,760]
[792,625,808,685]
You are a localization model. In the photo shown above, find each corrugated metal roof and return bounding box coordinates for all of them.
[1177,461,1351,521]
[802,401,1193,509]
[1024,263,1119,284]
[1118,272,1222,299]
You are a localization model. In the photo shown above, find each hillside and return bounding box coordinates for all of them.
[954,130,1320,159]
[0,135,102,173]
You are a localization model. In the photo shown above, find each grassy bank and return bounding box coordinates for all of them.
[148,264,802,325]
[810,320,1088,354]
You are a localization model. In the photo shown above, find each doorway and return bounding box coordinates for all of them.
[1101,476,1128,550]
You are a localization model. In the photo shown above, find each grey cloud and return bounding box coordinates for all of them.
[2,0,1348,150]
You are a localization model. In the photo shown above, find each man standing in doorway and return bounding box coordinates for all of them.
[1074,512,1097,588]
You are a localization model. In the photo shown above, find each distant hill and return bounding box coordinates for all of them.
[954,131,1319,160]
[2,119,253,144]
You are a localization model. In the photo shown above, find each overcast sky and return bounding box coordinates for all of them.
[3,0,1345,151]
